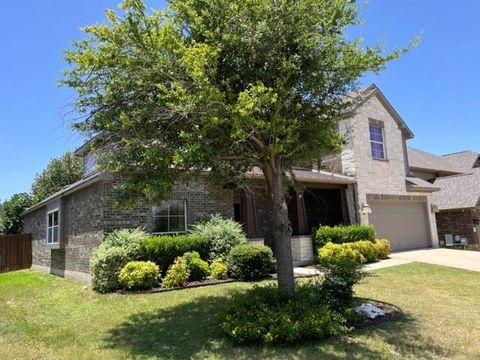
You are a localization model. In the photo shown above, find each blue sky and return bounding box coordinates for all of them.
[0,1,478,201]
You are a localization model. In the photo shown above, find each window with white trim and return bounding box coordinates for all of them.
[152,200,187,234]
[369,123,387,160]
[84,152,97,177]
[47,209,60,244]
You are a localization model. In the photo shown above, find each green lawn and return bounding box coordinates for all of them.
[0,263,479,360]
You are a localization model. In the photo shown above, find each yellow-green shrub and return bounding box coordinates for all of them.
[182,251,209,281]
[348,240,379,263]
[118,261,160,290]
[162,257,190,288]
[210,259,228,280]
[375,239,391,259]
[318,242,363,266]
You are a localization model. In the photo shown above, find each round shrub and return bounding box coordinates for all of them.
[318,242,363,267]
[348,240,379,263]
[220,284,348,344]
[103,228,148,251]
[118,261,160,290]
[210,259,228,280]
[375,239,391,259]
[162,257,190,288]
[226,244,273,280]
[182,251,210,281]
[90,245,132,293]
[190,214,247,260]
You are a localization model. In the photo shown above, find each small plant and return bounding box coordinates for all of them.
[190,214,248,260]
[182,251,210,281]
[348,240,379,263]
[318,243,366,311]
[220,283,348,344]
[313,224,376,250]
[118,261,160,290]
[375,239,391,259]
[226,244,273,280]
[162,257,190,288]
[210,259,228,280]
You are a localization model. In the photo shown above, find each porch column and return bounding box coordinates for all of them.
[240,189,258,237]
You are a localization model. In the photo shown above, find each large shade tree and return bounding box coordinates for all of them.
[31,152,83,204]
[63,0,409,294]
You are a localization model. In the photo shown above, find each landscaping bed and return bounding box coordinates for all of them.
[117,278,236,294]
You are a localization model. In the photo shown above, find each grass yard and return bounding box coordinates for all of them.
[0,263,479,360]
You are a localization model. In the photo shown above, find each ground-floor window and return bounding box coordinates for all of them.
[152,200,187,234]
[47,209,60,244]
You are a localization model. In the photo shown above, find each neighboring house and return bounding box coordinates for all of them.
[408,148,480,250]
[23,84,440,282]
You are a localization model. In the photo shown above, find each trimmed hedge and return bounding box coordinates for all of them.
[140,235,209,275]
[349,240,379,263]
[227,244,273,280]
[313,225,376,250]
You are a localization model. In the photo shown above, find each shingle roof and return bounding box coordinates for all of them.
[432,168,480,210]
[407,147,461,174]
[406,177,440,192]
[441,151,480,173]
[22,172,105,216]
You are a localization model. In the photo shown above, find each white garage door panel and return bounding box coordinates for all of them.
[369,201,430,251]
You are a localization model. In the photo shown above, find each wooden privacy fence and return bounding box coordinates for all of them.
[0,234,32,273]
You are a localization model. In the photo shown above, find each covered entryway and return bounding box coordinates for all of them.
[369,200,430,251]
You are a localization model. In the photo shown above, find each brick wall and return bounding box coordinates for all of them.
[436,208,480,249]
[24,176,235,279]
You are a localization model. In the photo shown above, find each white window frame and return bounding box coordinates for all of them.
[151,200,187,235]
[47,208,60,244]
[369,124,387,160]
[84,152,97,177]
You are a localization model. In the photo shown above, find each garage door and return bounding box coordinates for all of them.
[369,201,430,251]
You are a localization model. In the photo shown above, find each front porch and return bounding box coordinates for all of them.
[234,168,356,265]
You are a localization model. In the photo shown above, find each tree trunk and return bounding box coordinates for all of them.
[263,159,295,296]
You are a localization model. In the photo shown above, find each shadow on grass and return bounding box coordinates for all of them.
[103,291,451,360]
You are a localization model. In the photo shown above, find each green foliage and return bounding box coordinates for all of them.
[349,240,379,263]
[220,283,348,344]
[90,245,132,293]
[63,0,410,293]
[31,152,83,204]
[62,0,406,204]
[190,214,247,260]
[210,259,228,280]
[181,251,209,281]
[162,257,190,288]
[226,244,273,280]
[318,244,367,311]
[118,261,160,290]
[318,242,364,267]
[375,239,392,259]
[140,235,209,275]
[104,228,148,254]
[90,229,146,293]
[314,225,376,250]
[0,193,32,235]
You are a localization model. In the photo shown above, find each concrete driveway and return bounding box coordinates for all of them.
[366,248,480,272]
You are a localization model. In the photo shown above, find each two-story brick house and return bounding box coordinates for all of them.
[23,84,440,281]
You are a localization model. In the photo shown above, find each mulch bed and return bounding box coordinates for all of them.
[117,278,236,295]
[349,299,403,329]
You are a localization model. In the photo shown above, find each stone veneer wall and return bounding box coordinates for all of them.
[436,208,480,250]
[25,176,235,281]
